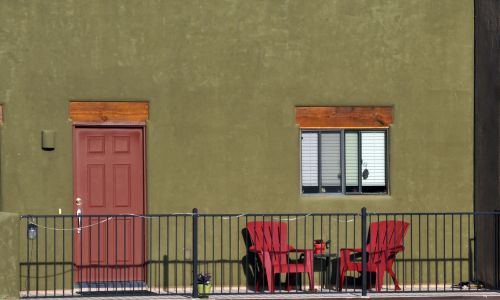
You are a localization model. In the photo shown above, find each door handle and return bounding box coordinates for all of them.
[76,208,82,234]
[76,197,82,234]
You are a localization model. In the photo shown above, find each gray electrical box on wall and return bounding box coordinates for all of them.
[41,130,55,150]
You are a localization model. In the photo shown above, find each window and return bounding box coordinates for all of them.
[300,129,388,195]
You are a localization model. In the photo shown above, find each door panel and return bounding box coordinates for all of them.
[73,127,145,285]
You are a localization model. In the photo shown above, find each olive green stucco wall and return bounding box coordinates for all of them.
[0,0,473,215]
[0,212,19,299]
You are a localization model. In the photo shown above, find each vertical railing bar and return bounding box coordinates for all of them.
[427,214,430,291]
[320,215,324,292]
[386,214,390,291]
[435,215,438,291]
[237,216,241,294]
[105,215,109,292]
[158,216,161,294]
[418,214,421,291]
[361,208,367,296]
[452,214,455,292]
[71,216,74,296]
[343,214,347,292]
[304,214,307,292]
[467,214,471,291]
[25,218,29,297]
[402,214,405,292]
[89,216,93,293]
[353,213,356,292]
[184,216,188,294]
[97,216,100,293]
[166,216,170,294]
[410,214,413,291]
[250,215,256,294]
[132,216,136,292]
[175,215,178,294]
[496,213,499,290]
[292,215,294,293]
[261,215,265,294]
[459,214,463,288]
[212,216,215,295]
[229,214,232,293]
[126,215,130,291]
[277,214,282,293]
[53,216,56,296]
[328,214,332,291]
[220,215,223,294]
[44,217,48,296]
[336,214,339,292]
[384,214,388,292]
[311,215,316,292]
[192,209,199,298]
[292,214,296,292]
[203,216,207,282]
[36,216,40,297]
[443,214,446,292]
[62,217,65,297]
[115,215,118,292]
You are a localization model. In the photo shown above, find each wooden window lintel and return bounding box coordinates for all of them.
[295,106,393,128]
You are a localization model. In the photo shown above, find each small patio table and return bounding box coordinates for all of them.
[313,252,338,290]
[290,252,338,291]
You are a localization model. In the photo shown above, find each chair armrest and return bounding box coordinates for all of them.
[340,248,362,253]
[289,248,313,253]
[248,246,291,255]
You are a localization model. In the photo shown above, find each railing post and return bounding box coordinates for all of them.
[192,208,199,298]
[361,207,368,296]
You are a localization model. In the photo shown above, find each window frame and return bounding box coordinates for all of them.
[300,128,389,196]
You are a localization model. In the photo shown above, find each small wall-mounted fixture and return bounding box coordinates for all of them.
[41,130,55,151]
[27,222,38,240]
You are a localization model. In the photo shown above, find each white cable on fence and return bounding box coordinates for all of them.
[221,213,354,222]
[24,212,354,231]
[27,217,114,231]
[25,213,194,231]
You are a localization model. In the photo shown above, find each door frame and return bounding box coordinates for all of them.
[72,122,148,284]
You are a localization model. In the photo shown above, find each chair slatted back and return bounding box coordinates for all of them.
[247,221,289,266]
[367,221,410,262]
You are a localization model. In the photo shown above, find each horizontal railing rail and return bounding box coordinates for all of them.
[18,209,500,298]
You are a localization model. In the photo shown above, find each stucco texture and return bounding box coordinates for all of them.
[0,0,473,214]
[0,212,19,299]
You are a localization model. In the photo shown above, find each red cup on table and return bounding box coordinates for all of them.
[314,239,326,254]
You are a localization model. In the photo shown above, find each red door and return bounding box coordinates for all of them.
[73,127,145,287]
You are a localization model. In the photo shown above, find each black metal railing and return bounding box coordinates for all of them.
[19,209,500,297]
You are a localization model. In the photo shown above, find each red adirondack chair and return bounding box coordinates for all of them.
[339,220,410,291]
[246,221,314,292]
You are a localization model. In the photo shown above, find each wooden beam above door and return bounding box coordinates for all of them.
[69,101,149,123]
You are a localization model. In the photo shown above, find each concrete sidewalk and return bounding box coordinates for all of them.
[23,291,500,300]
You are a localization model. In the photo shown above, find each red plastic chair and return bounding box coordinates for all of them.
[246,221,314,292]
[339,220,410,291]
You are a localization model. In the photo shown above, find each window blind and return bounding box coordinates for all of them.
[320,132,341,187]
[301,132,318,186]
[345,132,359,187]
[361,132,386,186]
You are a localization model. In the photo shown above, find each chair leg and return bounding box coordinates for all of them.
[375,271,385,292]
[307,271,315,291]
[388,268,401,290]
[338,259,347,291]
[266,270,275,293]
